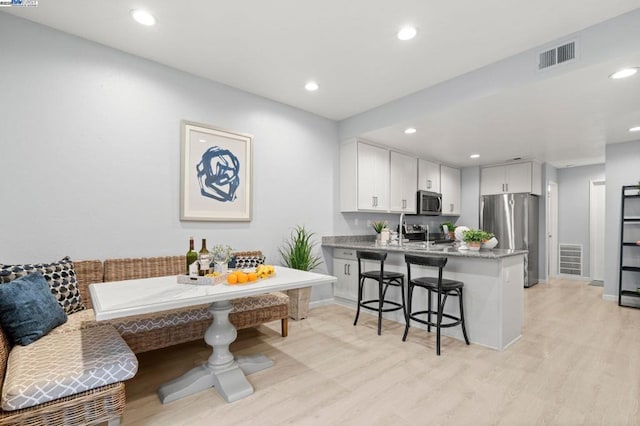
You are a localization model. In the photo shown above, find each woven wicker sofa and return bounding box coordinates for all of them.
[0,255,288,426]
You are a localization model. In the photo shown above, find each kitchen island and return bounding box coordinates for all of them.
[322,236,526,351]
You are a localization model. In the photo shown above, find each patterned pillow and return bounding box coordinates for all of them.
[234,255,266,269]
[0,256,85,315]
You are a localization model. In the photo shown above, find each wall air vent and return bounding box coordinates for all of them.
[559,243,582,276]
[538,41,577,70]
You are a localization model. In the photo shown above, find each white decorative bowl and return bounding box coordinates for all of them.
[482,237,498,250]
[454,226,469,241]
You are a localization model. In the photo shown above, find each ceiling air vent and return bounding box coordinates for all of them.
[538,41,576,70]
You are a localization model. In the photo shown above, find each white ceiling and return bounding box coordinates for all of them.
[363,52,640,167]
[4,0,640,167]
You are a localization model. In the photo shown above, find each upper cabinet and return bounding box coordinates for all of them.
[480,162,542,196]
[417,159,440,192]
[390,151,418,213]
[340,140,390,212]
[440,165,461,216]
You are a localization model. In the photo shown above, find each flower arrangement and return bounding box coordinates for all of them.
[211,244,234,264]
[371,220,388,233]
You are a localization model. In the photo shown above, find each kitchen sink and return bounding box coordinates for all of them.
[403,242,445,251]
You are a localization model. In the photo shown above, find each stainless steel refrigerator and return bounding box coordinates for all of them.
[480,193,539,287]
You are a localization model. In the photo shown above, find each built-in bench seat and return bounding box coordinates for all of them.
[0,254,288,425]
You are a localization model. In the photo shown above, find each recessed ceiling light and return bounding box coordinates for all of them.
[397,26,417,41]
[404,127,416,134]
[630,126,640,132]
[470,154,480,159]
[609,68,638,79]
[305,81,319,91]
[131,9,156,26]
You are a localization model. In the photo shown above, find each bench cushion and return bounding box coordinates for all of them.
[1,325,137,411]
[110,292,289,336]
[47,292,289,337]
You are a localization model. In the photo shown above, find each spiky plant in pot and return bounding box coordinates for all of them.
[279,225,323,320]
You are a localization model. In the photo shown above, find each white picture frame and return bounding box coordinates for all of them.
[180,120,252,221]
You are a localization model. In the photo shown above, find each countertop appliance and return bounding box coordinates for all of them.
[480,193,539,287]
[417,191,442,215]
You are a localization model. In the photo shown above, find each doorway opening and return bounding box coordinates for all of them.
[547,181,558,280]
[589,180,605,285]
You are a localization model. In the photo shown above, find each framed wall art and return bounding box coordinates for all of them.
[180,120,252,221]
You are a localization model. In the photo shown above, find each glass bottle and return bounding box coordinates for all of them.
[198,238,212,276]
[186,236,198,276]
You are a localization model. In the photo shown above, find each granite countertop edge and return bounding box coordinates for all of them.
[321,236,527,259]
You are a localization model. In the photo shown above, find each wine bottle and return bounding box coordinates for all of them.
[198,238,212,276]
[186,236,198,276]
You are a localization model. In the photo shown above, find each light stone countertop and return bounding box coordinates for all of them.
[322,236,527,259]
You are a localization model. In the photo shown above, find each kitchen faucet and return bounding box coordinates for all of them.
[426,224,430,247]
[399,213,405,247]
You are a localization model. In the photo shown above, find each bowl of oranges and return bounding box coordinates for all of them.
[226,264,275,285]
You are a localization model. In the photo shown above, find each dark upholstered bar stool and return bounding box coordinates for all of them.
[403,254,469,355]
[354,251,406,335]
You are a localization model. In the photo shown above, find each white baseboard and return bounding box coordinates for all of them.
[558,274,591,282]
[309,298,336,309]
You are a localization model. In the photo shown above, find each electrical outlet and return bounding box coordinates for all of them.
[366,220,372,228]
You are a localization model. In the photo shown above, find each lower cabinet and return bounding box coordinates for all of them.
[333,249,358,301]
[332,249,407,324]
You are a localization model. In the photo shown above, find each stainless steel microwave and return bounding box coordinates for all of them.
[417,191,442,215]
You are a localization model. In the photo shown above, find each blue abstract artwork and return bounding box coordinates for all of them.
[196,146,240,202]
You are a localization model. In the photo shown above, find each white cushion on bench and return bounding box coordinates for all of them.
[1,325,137,411]
[48,292,288,337]
[106,292,290,336]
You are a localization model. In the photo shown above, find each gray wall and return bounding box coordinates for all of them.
[0,14,338,301]
[556,164,605,279]
[604,140,640,299]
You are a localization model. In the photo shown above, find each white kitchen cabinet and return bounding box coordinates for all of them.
[340,140,389,212]
[333,249,358,302]
[390,151,418,213]
[440,165,461,216]
[418,159,440,192]
[480,162,542,195]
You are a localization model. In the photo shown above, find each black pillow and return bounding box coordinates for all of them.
[0,272,67,346]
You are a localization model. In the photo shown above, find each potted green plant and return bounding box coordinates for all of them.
[279,225,323,320]
[462,229,494,251]
[371,220,388,234]
[441,221,456,239]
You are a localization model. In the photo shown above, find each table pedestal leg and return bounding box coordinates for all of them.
[157,300,274,404]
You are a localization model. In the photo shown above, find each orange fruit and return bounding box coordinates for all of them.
[248,272,258,282]
[226,274,238,285]
[237,273,248,284]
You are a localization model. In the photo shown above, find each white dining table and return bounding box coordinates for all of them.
[89,266,336,404]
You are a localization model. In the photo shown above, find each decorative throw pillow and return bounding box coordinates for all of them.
[0,256,85,314]
[234,255,266,269]
[0,272,67,345]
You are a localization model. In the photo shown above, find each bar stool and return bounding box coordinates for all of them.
[403,254,469,355]
[354,251,406,335]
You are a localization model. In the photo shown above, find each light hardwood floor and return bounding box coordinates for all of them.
[121,279,640,425]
